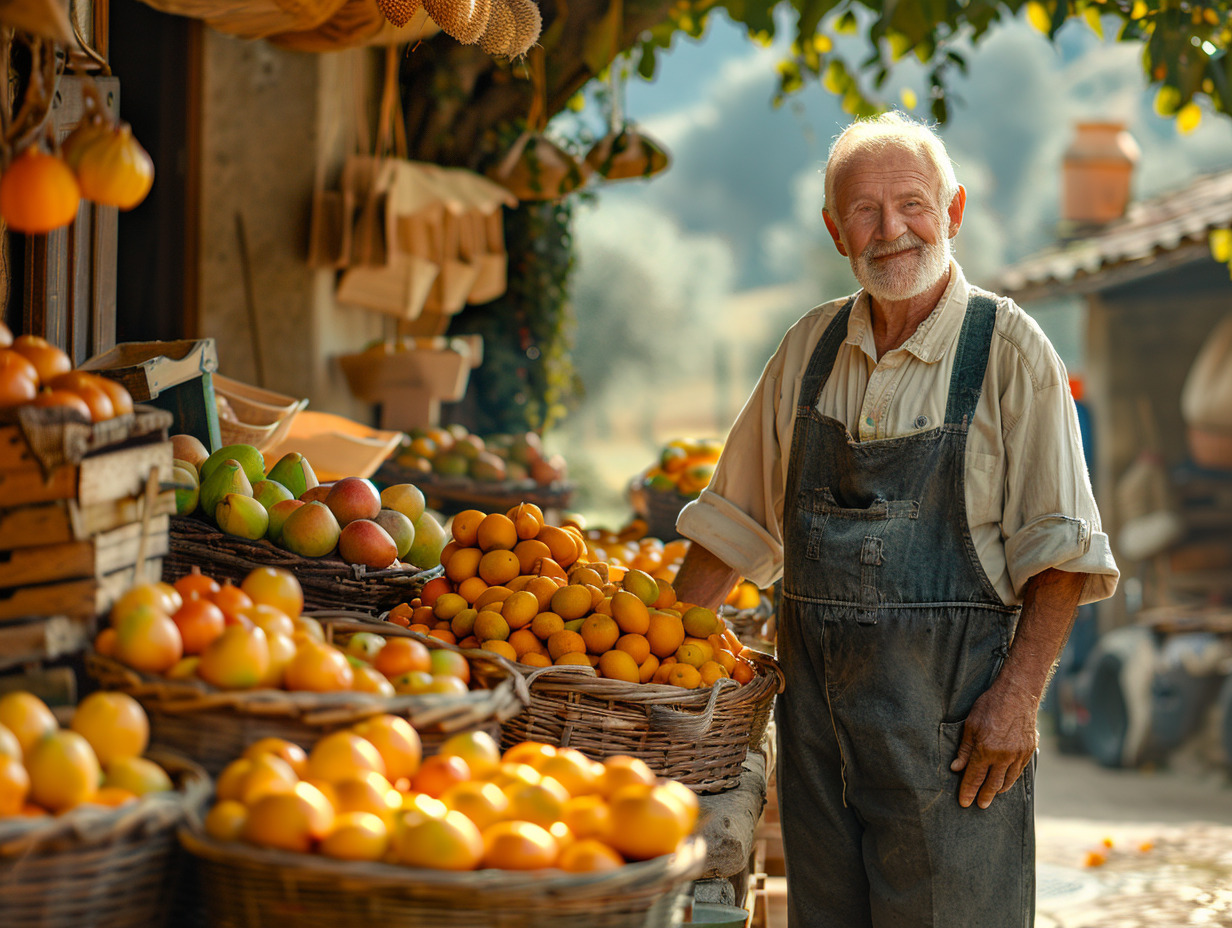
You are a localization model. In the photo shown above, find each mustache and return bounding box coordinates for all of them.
[860,232,928,260]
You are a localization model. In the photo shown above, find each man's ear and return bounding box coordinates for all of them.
[947,185,967,238]
[823,211,848,256]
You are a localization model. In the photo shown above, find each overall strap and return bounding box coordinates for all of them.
[944,291,999,427]
[800,297,857,414]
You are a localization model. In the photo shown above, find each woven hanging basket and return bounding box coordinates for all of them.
[162,514,440,616]
[87,614,528,776]
[179,827,705,928]
[0,751,209,928]
[134,0,348,39]
[500,649,783,793]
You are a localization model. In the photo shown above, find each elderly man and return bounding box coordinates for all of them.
[673,112,1119,927]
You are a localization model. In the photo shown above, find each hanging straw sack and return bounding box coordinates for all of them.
[422,165,516,304]
[586,123,671,180]
[266,0,435,49]
[1182,312,1232,469]
[135,0,347,39]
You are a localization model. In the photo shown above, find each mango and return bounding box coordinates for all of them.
[338,519,398,570]
[200,460,253,523]
[406,511,447,570]
[252,479,294,511]
[325,477,382,527]
[267,499,305,545]
[216,493,270,541]
[170,434,209,472]
[373,509,415,559]
[198,624,270,690]
[280,501,341,558]
[379,484,425,524]
[201,444,266,485]
[266,452,319,500]
[300,485,331,503]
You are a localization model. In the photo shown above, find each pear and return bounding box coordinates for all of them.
[170,434,209,472]
[266,499,305,545]
[199,459,253,522]
[266,452,319,500]
[373,508,415,559]
[280,501,341,558]
[171,463,200,516]
[215,494,270,540]
[252,479,294,512]
[200,443,266,485]
[406,510,446,569]
[380,483,426,524]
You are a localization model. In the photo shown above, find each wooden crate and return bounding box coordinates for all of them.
[0,491,177,552]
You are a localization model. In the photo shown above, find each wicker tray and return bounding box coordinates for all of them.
[500,649,783,794]
[0,750,209,928]
[179,827,705,928]
[163,514,441,615]
[86,617,528,777]
[374,460,575,516]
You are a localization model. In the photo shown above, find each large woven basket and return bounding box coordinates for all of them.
[86,620,528,777]
[501,650,783,793]
[163,514,440,615]
[179,827,705,928]
[0,750,209,928]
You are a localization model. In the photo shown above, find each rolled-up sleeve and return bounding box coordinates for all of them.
[1001,376,1119,605]
[676,353,791,589]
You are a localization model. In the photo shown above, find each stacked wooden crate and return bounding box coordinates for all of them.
[0,406,175,675]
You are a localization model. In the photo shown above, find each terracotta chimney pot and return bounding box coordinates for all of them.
[1062,122,1140,225]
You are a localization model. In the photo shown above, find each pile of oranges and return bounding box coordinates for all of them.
[205,721,698,871]
[387,503,759,689]
[96,566,476,697]
[0,324,134,421]
[0,690,172,818]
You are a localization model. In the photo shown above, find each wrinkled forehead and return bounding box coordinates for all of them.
[830,144,942,197]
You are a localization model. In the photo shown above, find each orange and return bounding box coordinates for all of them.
[505,777,569,826]
[215,758,255,802]
[243,737,309,777]
[550,585,592,621]
[537,526,580,567]
[682,606,720,638]
[597,649,640,684]
[533,557,568,584]
[26,730,101,813]
[292,615,325,643]
[481,640,517,661]
[331,771,401,821]
[523,575,560,611]
[373,637,431,677]
[508,628,541,658]
[439,730,501,778]
[0,692,57,757]
[418,576,452,607]
[473,586,514,611]
[598,755,656,799]
[505,575,532,593]
[476,513,517,552]
[0,349,37,407]
[242,782,335,853]
[451,608,479,638]
[653,578,676,609]
[513,539,551,574]
[667,664,702,689]
[208,582,253,623]
[562,794,612,840]
[231,753,299,805]
[530,611,564,640]
[241,566,304,620]
[171,598,226,655]
[441,780,510,830]
[558,838,625,873]
[429,648,471,684]
[284,641,354,692]
[481,819,560,870]
[392,808,483,870]
[620,568,660,607]
[658,778,700,833]
[432,592,469,621]
[611,591,651,635]
[103,755,173,797]
[204,799,248,841]
[606,783,691,860]
[638,655,661,684]
[412,753,471,798]
[451,510,486,547]
[353,664,396,696]
[113,605,183,674]
[501,741,556,769]
[69,691,149,766]
[455,576,488,605]
[520,652,552,668]
[478,549,520,586]
[579,615,619,654]
[473,610,510,642]
[555,653,592,667]
[306,730,387,782]
[646,613,686,659]
[94,627,118,657]
[732,659,756,685]
[444,547,483,583]
[568,565,604,588]
[350,715,422,781]
[506,502,545,540]
[0,723,21,760]
[320,810,389,861]
[499,590,540,630]
[615,634,650,665]
[85,786,138,808]
[699,660,730,686]
[487,762,542,793]
[0,754,30,815]
[537,748,601,798]
[546,629,586,661]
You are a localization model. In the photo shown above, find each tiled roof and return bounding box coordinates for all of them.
[992,168,1232,302]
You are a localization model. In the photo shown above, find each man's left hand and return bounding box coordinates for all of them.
[949,682,1039,810]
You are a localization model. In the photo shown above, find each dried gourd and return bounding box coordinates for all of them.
[376,0,420,26]
[423,0,491,44]
[478,0,515,55]
[505,0,540,57]
[0,148,81,234]
[73,124,156,211]
[585,125,671,181]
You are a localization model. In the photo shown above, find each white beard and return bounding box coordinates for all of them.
[850,230,951,302]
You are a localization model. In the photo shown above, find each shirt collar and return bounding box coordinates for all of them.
[845,259,970,364]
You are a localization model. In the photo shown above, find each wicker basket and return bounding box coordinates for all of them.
[213,374,308,453]
[374,460,575,516]
[720,593,777,647]
[0,750,209,928]
[501,650,783,794]
[86,620,528,777]
[641,487,695,542]
[179,827,705,928]
[163,514,440,615]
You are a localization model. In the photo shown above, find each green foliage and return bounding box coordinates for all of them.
[448,199,583,436]
[631,0,1232,125]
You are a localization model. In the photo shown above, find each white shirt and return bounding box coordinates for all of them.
[677,260,1119,607]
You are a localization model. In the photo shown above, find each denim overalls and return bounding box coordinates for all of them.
[775,291,1033,927]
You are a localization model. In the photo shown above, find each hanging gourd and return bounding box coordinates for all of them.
[585,123,671,181]
[0,147,81,234]
[478,0,539,57]
[71,123,155,211]
[61,115,112,169]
